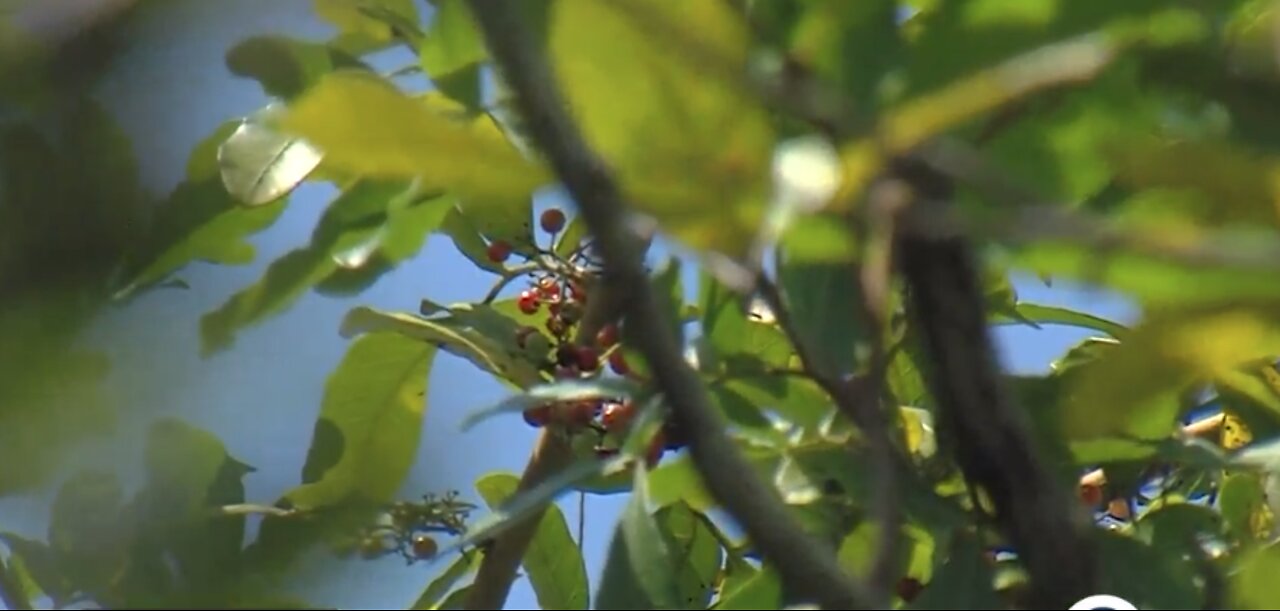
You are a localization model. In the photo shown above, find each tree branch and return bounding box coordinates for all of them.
[468,3,868,609]
[889,156,1096,609]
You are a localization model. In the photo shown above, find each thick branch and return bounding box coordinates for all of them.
[469,3,868,609]
[890,157,1096,609]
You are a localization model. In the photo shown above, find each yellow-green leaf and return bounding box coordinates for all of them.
[280,70,548,201]
[547,0,775,257]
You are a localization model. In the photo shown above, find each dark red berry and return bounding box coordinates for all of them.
[554,365,578,380]
[412,534,438,559]
[486,240,512,263]
[547,316,568,336]
[566,400,599,426]
[540,208,566,234]
[518,290,539,315]
[568,280,587,303]
[537,276,559,299]
[596,324,619,348]
[576,346,600,371]
[556,345,578,367]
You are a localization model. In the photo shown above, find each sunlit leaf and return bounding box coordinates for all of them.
[654,502,722,609]
[776,258,863,375]
[715,563,782,610]
[547,0,775,257]
[0,534,71,607]
[314,0,421,47]
[475,473,589,610]
[411,550,482,610]
[419,0,486,110]
[217,107,324,207]
[907,536,999,610]
[280,70,548,201]
[989,302,1129,338]
[284,332,436,508]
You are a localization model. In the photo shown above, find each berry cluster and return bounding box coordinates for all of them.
[354,490,475,565]
[480,207,687,468]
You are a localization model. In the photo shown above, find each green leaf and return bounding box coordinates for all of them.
[340,305,544,389]
[419,0,486,110]
[776,259,863,375]
[284,332,436,509]
[1233,540,1280,609]
[441,206,508,275]
[2,552,39,608]
[990,302,1129,338]
[115,177,288,300]
[547,0,775,257]
[411,550,482,610]
[280,70,548,201]
[907,536,999,610]
[722,375,832,431]
[225,35,336,100]
[654,503,723,609]
[474,473,589,610]
[714,563,782,610]
[1220,472,1267,540]
[594,466,682,610]
[1063,306,1280,441]
[0,534,71,606]
[461,378,641,431]
[1093,529,1200,610]
[776,213,859,264]
[200,181,450,354]
[217,106,324,207]
[446,455,632,556]
[314,0,420,46]
[48,471,131,595]
[134,419,255,595]
[790,0,901,110]
[555,215,589,260]
[648,454,716,512]
[698,270,791,370]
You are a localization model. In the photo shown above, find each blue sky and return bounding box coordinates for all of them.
[0,2,1140,609]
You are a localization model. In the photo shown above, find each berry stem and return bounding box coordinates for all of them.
[482,263,539,304]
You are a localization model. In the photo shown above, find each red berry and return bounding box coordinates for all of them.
[411,534,438,559]
[565,400,599,427]
[576,345,600,371]
[596,325,619,348]
[601,401,636,432]
[486,240,512,263]
[645,432,666,468]
[540,208,566,234]
[518,290,539,315]
[537,276,559,299]
[556,345,578,367]
[608,351,631,375]
[523,405,551,427]
[896,577,923,602]
[547,316,568,336]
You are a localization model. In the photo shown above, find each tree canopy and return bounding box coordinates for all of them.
[6,0,1280,609]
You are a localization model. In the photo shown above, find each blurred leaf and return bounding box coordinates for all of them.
[0,534,71,606]
[1233,538,1280,609]
[1218,473,1264,541]
[1064,305,1280,440]
[1218,368,1280,441]
[48,471,132,596]
[411,550,481,610]
[776,259,863,375]
[475,473,589,610]
[285,332,436,509]
[776,214,859,264]
[314,0,421,47]
[648,454,716,512]
[419,0,486,110]
[790,0,901,110]
[548,0,775,257]
[217,107,324,206]
[225,35,337,100]
[555,215,588,260]
[715,563,782,609]
[1093,529,1200,610]
[907,536,999,610]
[722,375,831,431]
[340,306,544,389]
[594,467,682,610]
[3,553,39,608]
[654,502,722,609]
[280,70,548,201]
[1107,136,1280,229]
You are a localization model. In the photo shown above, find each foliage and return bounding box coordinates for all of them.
[8,0,1280,609]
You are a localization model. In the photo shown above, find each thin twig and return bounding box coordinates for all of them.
[468,3,868,608]
[483,263,539,304]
